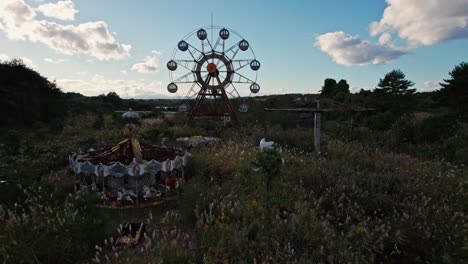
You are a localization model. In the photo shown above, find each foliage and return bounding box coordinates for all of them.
[376,69,415,96]
[0,60,67,127]
[439,62,468,120]
[257,147,282,192]
[373,69,416,114]
[91,139,468,263]
[320,78,337,97]
[320,78,350,101]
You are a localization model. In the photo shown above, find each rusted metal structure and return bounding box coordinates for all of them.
[167,26,260,126]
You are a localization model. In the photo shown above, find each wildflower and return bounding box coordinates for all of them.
[250,199,257,207]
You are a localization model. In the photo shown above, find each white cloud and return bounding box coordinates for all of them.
[419,81,442,92]
[17,56,36,68]
[0,53,11,61]
[131,50,161,74]
[378,32,392,45]
[120,70,127,74]
[56,74,168,98]
[370,0,468,47]
[44,57,65,64]
[316,0,468,66]
[36,0,78,21]
[0,0,131,60]
[314,31,408,66]
[0,53,37,69]
[0,53,36,68]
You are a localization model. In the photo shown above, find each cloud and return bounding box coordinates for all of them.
[131,50,161,74]
[56,74,169,98]
[370,0,468,46]
[0,0,131,60]
[315,0,468,66]
[36,0,78,21]
[44,57,65,64]
[0,53,10,61]
[419,80,442,92]
[315,31,408,66]
[0,53,36,68]
[17,56,36,68]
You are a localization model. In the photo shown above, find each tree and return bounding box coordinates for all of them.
[333,79,350,101]
[376,69,415,96]
[439,62,468,119]
[320,78,336,97]
[373,69,415,113]
[105,91,123,108]
[0,59,66,127]
[320,78,350,101]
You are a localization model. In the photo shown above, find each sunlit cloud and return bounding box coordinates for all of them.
[36,0,78,21]
[131,50,161,74]
[0,0,131,60]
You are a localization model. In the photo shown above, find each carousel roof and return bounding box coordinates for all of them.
[69,138,188,177]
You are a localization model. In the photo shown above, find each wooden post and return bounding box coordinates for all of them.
[314,100,321,155]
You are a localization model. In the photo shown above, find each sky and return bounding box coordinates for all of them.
[0,0,467,98]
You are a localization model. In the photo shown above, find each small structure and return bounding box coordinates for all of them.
[69,109,190,208]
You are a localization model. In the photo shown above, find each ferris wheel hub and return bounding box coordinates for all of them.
[207,63,217,73]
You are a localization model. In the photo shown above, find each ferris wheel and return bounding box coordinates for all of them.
[166,26,260,126]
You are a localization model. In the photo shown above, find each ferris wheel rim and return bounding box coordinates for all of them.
[170,25,257,58]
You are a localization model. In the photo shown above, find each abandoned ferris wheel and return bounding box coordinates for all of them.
[166,26,261,126]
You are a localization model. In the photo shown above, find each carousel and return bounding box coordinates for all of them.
[69,109,190,208]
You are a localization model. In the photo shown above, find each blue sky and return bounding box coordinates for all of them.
[0,0,467,98]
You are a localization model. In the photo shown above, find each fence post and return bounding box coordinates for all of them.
[314,100,321,155]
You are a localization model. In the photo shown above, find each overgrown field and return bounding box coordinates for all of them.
[1,112,467,263]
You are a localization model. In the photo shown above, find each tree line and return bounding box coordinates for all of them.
[319,62,468,122]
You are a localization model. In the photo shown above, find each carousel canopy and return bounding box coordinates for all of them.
[69,138,188,177]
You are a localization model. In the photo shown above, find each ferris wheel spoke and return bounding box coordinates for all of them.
[187,43,204,56]
[184,82,198,98]
[224,42,241,61]
[187,49,198,62]
[173,71,197,83]
[224,42,238,54]
[213,37,221,51]
[232,60,252,71]
[205,38,214,51]
[173,60,198,71]
[232,72,255,84]
[218,71,227,79]
[226,83,241,98]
